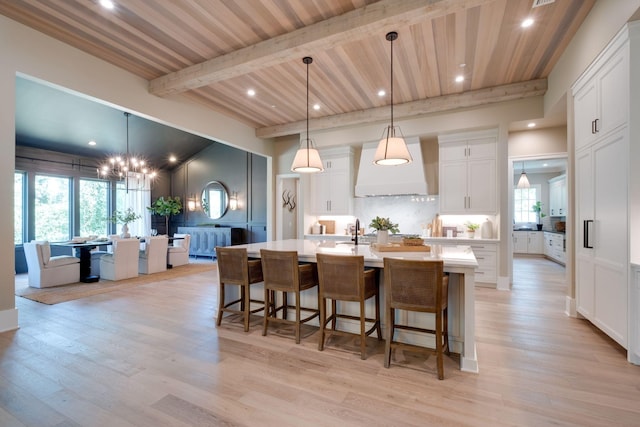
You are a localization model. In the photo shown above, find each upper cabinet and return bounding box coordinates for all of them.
[573,35,629,152]
[311,147,354,215]
[438,129,497,214]
[548,174,567,217]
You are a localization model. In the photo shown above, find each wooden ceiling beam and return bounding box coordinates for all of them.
[256,78,547,138]
[149,0,493,97]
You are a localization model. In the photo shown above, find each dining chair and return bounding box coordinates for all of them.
[260,249,319,344]
[23,241,80,288]
[138,235,169,274]
[316,253,381,359]
[168,233,191,267]
[215,246,266,332]
[383,258,449,380]
[100,238,140,281]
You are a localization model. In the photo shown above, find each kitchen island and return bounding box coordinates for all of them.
[232,239,480,373]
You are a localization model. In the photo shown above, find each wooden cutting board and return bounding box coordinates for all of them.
[318,220,335,234]
[371,243,431,252]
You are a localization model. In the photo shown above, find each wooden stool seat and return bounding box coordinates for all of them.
[383,258,449,379]
[260,249,319,344]
[215,246,266,332]
[316,253,381,359]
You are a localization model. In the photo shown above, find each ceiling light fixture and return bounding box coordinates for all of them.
[97,112,156,192]
[521,18,534,28]
[374,31,412,166]
[527,122,536,128]
[291,57,324,173]
[247,89,255,96]
[99,0,115,10]
[378,90,386,97]
[88,140,96,146]
[517,161,530,189]
[455,75,464,83]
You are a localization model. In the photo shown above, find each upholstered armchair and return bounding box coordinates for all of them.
[100,238,140,281]
[167,233,191,267]
[138,235,169,274]
[23,241,80,288]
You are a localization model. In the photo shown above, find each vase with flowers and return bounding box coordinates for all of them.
[369,216,400,244]
[107,208,141,238]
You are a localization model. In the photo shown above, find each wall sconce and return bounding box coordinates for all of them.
[229,191,238,211]
[187,193,198,211]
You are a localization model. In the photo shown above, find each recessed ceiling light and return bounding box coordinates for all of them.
[455,75,464,83]
[543,163,549,167]
[247,89,255,97]
[99,0,115,10]
[169,155,177,162]
[378,90,386,97]
[521,18,534,28]
[527,122,536,128]
[313,103,320,110]
[88,140,96,146]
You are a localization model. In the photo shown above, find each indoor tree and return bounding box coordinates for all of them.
[147,196,182,235]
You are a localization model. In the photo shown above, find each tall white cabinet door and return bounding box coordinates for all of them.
[592,133,628,346]
[576,149,595,318]
[467,159,496,213]
[574,81,598,151]
[597,48,629,138]
[439,161,467,213]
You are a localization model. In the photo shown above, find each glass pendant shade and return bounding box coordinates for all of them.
[517,172,530,189]
[516,162,530,188]
[292,139,324,172]
[374,125,412,165]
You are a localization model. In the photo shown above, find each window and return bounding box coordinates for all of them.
[34,174,71,241]
[514,185,540,223]
[79,179,110,236]
[14,172,25,245]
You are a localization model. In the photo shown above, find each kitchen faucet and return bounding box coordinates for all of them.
[352,218,360,245]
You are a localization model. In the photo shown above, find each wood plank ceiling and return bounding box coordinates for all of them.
[0,0,595,139]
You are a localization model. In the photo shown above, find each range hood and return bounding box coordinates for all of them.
[355,137,428,197]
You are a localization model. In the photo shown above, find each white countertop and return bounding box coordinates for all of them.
[233,239,478,269]
[305,234,499,245]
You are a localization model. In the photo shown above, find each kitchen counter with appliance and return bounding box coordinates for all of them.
[233,239,480,373]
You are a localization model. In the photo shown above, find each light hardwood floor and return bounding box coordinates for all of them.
[2,257,639,426]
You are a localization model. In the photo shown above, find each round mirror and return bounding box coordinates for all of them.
[201,181,229,220]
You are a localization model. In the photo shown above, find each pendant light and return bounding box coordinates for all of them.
[291,57,324,173]
[374,31,412,166]
[517,161,530,189]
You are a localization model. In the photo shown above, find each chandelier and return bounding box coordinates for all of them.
[97,112,157,191]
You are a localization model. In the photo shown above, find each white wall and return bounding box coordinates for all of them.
[509,126,567,157]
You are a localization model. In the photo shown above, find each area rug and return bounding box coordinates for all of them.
[15,262,217,305]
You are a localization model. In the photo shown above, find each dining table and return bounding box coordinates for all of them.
[51,240,112,283]
[231,239,480,373]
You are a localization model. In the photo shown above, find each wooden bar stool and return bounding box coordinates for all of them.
[215,246,265,332]
[260,249,319,344]
[383,258,449,379]
[316,253,381,359]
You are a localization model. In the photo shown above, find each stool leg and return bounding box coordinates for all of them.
[243,284,250,332]
[384,306,394,368]
[359,298,366,360]
[216,282,226,327]
[374,290,382,340]
[331,299,337,330]
[318,296,326,351]
[262,286,270,337]
[295,290,301,344]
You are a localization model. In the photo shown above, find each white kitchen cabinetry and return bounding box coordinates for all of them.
[543,232,565,265]
[513,231,542,254]
[438,129,497,214]
[311,147,354,215]
[548,174,567,217]
[572,24,638,354]
[469,242,497,285]
[573,36,628,152]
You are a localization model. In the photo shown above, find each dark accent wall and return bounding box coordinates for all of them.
[168,142,267,243]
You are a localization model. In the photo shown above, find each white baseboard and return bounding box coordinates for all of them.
[0,308,19,333]
[565,296,577,317]
[496,276,510,291]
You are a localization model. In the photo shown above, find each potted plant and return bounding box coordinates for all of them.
[107,208,141,238]
[147,196,182,235]
[532,201,546,230]
[465,221,480,238]
[369,216,400,244]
